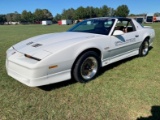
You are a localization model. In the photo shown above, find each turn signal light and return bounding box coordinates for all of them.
[49,65,58,69]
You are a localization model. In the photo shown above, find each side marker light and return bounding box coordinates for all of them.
[49,65,58,69]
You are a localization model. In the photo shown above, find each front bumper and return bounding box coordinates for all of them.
[6,59,71,87]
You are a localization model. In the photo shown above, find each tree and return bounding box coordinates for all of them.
[54,13,62,22]
[42,9,53,20]
[108,7,115,17]
[114,5,130,17]
[129,14,136,16]
[34,9,44,22]
[21,10,34,23]
[6,13,13,22]
[5,12,21,22]
[99,5,109,17]
[0,5,119,23]
[85,6,96,18]
[74,6,86,19]
[94,7,101,17]
[0,15,6,23]
[61,8,75,20]
[12,11,21,22]
[34,9,53,22]
[154,12,160,17]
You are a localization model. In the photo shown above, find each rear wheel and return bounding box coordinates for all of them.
[73,51,100,83]
[139,39,149,57]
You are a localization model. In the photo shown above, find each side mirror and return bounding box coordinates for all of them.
[113,30,124,36]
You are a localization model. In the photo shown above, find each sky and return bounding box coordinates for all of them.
[0,0,160,15]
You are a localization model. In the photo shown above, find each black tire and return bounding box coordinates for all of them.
[139,39,149,57]
[73,51,101,83]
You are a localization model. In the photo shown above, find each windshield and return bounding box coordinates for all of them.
[68,19,115,35]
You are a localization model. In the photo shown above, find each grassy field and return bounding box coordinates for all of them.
[0,24,160,120]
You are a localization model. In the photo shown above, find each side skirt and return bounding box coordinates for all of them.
[102,49,139,67]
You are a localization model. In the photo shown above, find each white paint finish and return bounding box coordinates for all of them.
[7,64,71,87]
[6,17,155,87]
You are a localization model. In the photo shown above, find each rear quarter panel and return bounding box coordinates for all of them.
[137,28,155,45]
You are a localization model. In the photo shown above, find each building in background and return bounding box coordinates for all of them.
[58,20,72,25]
[42,20,52,25]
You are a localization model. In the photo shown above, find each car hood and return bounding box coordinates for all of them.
[13,32,97,59]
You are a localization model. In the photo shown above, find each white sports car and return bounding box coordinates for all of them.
[6,17,155,87]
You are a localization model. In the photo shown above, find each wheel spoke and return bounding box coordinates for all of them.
[81,57,98,80]
[142,41,149,55]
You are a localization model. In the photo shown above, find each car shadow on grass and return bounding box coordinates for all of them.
[39,79,76,91]
[39,56,138,91]
[99,46,153,75]
[137,106,160,120]
[99,55,138,76]
[39,47,153,91]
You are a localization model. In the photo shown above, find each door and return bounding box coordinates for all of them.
[109,19,140,62]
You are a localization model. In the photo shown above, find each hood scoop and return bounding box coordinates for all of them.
[26,41,34,45]
[32,43,42,48]
[26,42,42,48]
[13,32,97,56]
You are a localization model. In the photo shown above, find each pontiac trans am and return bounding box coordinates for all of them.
[6,17,155,87]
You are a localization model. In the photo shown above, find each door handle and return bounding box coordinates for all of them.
[135,35,139,37]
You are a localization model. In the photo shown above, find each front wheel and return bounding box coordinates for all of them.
[139,40,149,57]
[73,51,101,83]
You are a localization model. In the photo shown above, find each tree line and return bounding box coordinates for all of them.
[0,5,130,24]
[0,9,53,24]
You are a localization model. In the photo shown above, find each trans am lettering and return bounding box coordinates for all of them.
[115,38,136,46]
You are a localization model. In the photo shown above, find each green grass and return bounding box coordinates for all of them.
[0,23,160,120]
